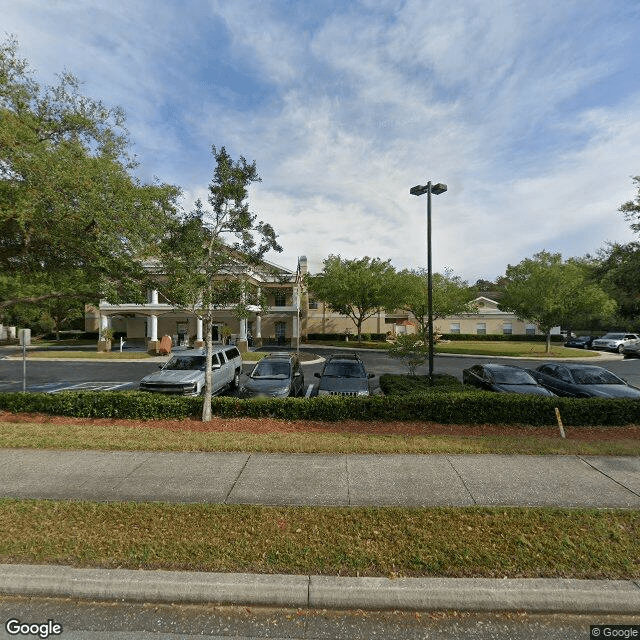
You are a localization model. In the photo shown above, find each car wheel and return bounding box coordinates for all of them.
[231,370,240,389]
[618,345,625,354]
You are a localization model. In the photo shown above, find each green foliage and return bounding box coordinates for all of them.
[387,334,430,375]
[397,268,477,339]
[1,390,639,427]
[306,255,402,341]
[380,373,462,394]
[158,145,282,421]
[0,37,180,313]
[499,251,616,350]
[438,333,565,342]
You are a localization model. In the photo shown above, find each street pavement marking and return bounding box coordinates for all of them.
[48,381,133,393]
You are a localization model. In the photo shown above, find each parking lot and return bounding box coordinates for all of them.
[1,345,639,395]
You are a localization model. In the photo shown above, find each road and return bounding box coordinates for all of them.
[1,346,639,393]
[1,596,638,639]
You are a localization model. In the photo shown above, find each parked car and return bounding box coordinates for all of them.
[590,333,640,353]
[241,352,305,398]
[622,340,640,359]
[564,335,599,349]
[531,363,640,398]
[314,353,374,396]
[139,346,242,396]
[462,364,555,396]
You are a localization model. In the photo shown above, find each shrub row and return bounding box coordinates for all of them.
[0,390,639,427]
[439,334,565,342]
[305,333,387,342]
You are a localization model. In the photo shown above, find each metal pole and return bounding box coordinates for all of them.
[22,341,26,393]
[427,182,434,381]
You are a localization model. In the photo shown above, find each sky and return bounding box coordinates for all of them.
[3,0,640,283]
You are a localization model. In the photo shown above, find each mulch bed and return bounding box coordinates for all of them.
[1,411,639,441]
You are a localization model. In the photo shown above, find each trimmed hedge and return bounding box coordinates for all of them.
[0,390,639,427]
[305,333,387,342]
[439,333,565,342]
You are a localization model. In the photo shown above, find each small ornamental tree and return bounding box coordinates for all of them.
[159,145,281,421]
[387,334,429,376]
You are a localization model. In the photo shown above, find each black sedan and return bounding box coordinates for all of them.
[531,363,640,398]
[564,335,599,349]
[462,364,555,396]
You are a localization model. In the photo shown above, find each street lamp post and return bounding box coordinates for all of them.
[410,181,447,381]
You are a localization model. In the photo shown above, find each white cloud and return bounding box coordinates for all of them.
[3,0,640,284]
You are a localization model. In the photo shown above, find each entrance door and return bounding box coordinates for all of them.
[275,322,286,345]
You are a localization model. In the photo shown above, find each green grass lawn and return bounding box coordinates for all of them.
[303,339,598,358]
[0,500,636,579]
[1,421,637,456]
[435,341,598,358]
[25,350,153,359]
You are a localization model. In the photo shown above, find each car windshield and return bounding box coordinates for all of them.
[569,367,623,385]
[164,356,206,371]
[600,334,625,340]
[323,362,366,378]
[491,369,536,384]
[251,360,291,379]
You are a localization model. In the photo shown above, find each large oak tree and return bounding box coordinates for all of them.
[0,37,180,316]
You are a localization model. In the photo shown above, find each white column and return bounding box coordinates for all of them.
[196,317,203,342]
[239,318,247,341]
[100,314,110,335]
[255,314,262,339]
[150,289,159,304]
[149,315,158,341]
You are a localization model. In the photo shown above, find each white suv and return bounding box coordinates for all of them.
[139,346,243,396]
[590,333,640,353]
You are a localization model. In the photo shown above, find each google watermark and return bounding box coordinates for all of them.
[591,626,640,638]
[5,619,63,638]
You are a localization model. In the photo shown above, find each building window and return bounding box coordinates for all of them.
[308,298,318,309]
[525,324,536,335]
[274,292,286,307]
[476,322,486,335]
[450,323,460,334]
[503,323,512,335]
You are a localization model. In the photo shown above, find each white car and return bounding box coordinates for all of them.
[590,333,640,353]
[139,346,242,395]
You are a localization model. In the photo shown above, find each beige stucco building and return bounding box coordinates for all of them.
[87,258,540,350]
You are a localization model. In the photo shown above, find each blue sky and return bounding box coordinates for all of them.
[4,0,640,282]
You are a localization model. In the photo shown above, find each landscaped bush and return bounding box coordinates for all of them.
[1,389,639,427]
[379,373,462,395]
[305,333,387,342]
[439,333,564,342]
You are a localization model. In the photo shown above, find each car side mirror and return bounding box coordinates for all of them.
[314,372,320,378]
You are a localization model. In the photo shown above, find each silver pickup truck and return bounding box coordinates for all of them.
[139,346,243,396]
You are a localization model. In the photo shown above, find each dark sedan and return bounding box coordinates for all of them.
[564,335,599,349]
[531,363,640,398]
[462,364,555,396]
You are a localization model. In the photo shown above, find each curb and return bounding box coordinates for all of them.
[1,565,639,614]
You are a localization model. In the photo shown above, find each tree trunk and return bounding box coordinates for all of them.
[546,332,551,353]
[202,315,212,422]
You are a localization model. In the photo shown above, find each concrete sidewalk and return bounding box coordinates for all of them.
[1,450,639,614]
[0,449,639,507]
